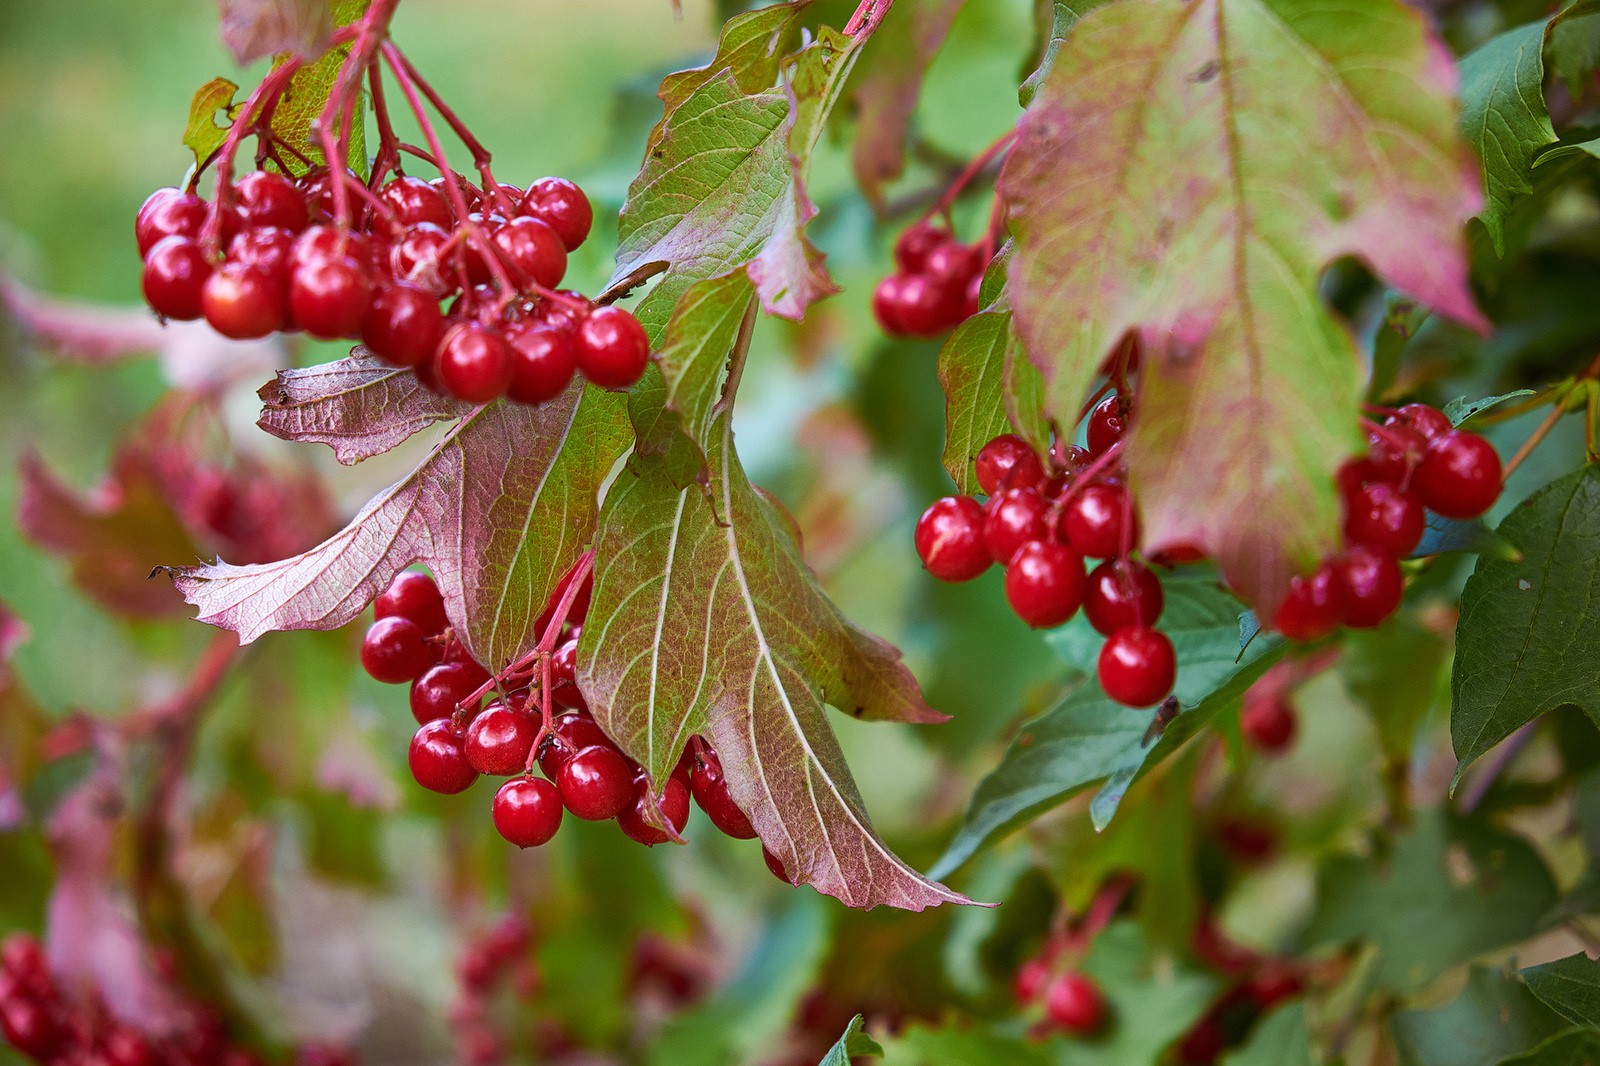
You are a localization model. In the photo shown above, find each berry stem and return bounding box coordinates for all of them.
[523,551,597,771]
[842,0,897,36]
[924,129,1016,222]
[1503,352,1600,477]
[201,56,311,251]
[314,0,402,228]
[384,43,517,217]
[367,63,402,189]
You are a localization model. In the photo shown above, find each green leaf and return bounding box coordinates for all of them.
[1415,513,1521,560]
[577,411,969,911]
[1003,0,1484,613]
[1020,0,1103,106]
[1451,464,1600,777]
[182,77,241,168]
[638,273,756,470]
[1392,967,1566,1066]
[931,576,1285,876]
[817,1015,884,1066]
[1459,21,1558,256]
[1520,953,1600,1027]
[1368,295,1427,403]
[936,309,1049,494]
[1495,1028,1600,1066]
[884,1026,1052,1066]
[1222,1005,1314,1066]
[652,0,808,144]
[1305,812,1559,991]
[266,0,369,174]
[1548,0,1600,97]
[1444,390,1538,426]
[1340,619,1449,762]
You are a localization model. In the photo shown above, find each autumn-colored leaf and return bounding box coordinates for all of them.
[219,0,335,64]
[182,77,242,169]
[1002,0,1485,610]
[166,372,630,670]
[578,409,967,912]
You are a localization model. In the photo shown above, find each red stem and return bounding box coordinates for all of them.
[314,0,402,227]
[925,130,1017,222]
[384,44,518,217]
[842,0,896,36]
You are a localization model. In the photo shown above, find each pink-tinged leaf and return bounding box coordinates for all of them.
[1003,0,1486,610]
[649,0,809,147]
[257,350,472,464]
[849,0,967,207]
[579,411,967,912]
[165,384,630,670]
[0,602,28,682]
[218,0,334,64]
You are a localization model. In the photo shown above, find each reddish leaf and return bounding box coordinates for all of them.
[165,374,630,670]
[218,0,334,64]
[1002,0,1485,609]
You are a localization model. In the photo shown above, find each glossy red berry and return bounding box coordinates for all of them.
[1367,423,1427,485]
[493,216,567,289]
[1083,559,1164,635]
[409,719,479,794]
[689,747,756,839]
[914,496,991,582]
[136,188,206,255]
[0,996,66,1059]
[410,661,486,724]
[1272,563,1345,641]
[1414,430,1502,519]
[1013,957,1049,1003]
[1060,483,1138,559]
[550,641,585,711]
[763,846,792,883]
[1241,693,1296,753]
[493,776,563,848]
[537,712,610,780]
[142,235,213,320]
[1097,626,1176,707]
[465,702,539,776]
[505,323,577,404]
[574,306,649,389]
[201,262,286,339]
[363,282,444,368]
[1086,395,1128,456]
[234,170,308,232]
[228,225,296,280]
[983,488,1050,564]
[390,222,457,297]
[891,273,954,337]
[558,745,634,820]
[974,434,1044,495]
[618,774,691,845]
[520,177,593,251]
[921,242,984,293]
[361,616,431,683]
[871,273,912,335]
[1003,541,1086,628]
[437,323,515,403]
[1343,481,1424,557]
[376,570,449,634]
[1395,403,1452,441]
[1336,546,1404,628]
[892,222,949,273]
[289,254,372,339]
[378,175,453,229]
[1044,971,1106,1035]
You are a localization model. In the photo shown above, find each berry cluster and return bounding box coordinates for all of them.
[1012,959,1107,1039]
[137,168,650,404]
[1272,403,1502,640]
[1177,915,1306,1064]
[0,933,348,1066]
[450,916,539,1066]
[914,396,1177,708]
[358,569,764,859]
[871,221,987,338]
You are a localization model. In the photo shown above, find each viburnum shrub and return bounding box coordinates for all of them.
[5,0,1600,1061]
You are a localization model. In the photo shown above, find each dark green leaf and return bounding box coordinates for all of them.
[1495,1029,1600,1066]
[1548,0,1600,97]
[937,310,1047,494]
[1392,967,1565,1066]
[1222,1005,1314,1066]
[1416,512,1521,560]
[1451,464,1600,776]
[1520,953,1600,1027]
[1369,295,1427,403]
[1458,21,1558,255]
[817,1015,883,1066]
[1341,619,1449,761]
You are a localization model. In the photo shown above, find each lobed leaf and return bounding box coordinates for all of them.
[1459,22,1558,255]
[1520,953,1600,1028]
[1496,1029,1600,1065]
[165,382,630,670]
[578,410,967,911]
[1003,0,1484,612]
[1391,966,1566,1064]
[650,0,808,147]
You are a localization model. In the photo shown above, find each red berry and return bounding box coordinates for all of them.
[1241,693,1296,753]
[763,846,792,883]
[493,217,567,289]
[493,777,563,847]
[1044,971,1106,1035]
[689,747,756,839]
[1097,625,1176,707]
[1247,963,1304,1009]
[1272,562,1345,641]
[390,222,458,297]
[892,273,955,337]
[1175,1016,1226,1066]
[290,224,373,272]
[234,170,308,232]
[289,254,372,339]
[892,222,949,273]
[1414,430,1501,518]
[550,640,585,710]
[1367,423,1427,485]
[103,1026,158,1066]
[141,235,213,320]
[537,712,611,780]
[1013,958,1049,1003]
[361,616,430,683]
[557,745,634,820]
[410,661,486,724]
[574,306,649,389]
[228,225,296,281]
[0,934,47,982]
[974,434,1045,495]
[465,702,539,776]
[363,282,444,368]
[1336,546,1404,628]
[1086,395,1128,456]
[0,996,65,1058]
[201,262,286,339]
[1083,559,1164,635]
[520,177,593,251]
[1003,541,1086,628]
[983,488,1050,564]
[378,175,453,229]
[437,323,515,403]
[1059,483,1138,558]
[505,323,577,405]
[408,719,478,793]
[376,570,449,634]
[961,272,982,318]
[1343,481,1424,557]
[1395,403,1452,441]
[618,773,691,845]
[136,188,206,255]
[921,241,984,293]
[871,274,912,335]
[914,496,991,582]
